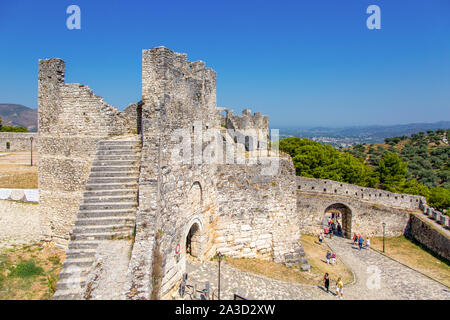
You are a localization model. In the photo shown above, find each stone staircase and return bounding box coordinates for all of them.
[53,138,141,300]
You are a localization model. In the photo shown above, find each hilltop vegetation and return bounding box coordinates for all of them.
[0,117,28,132]
[279,129,450,213]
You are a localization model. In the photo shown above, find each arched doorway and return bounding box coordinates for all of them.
[324,203,352,239]
[186,222,202,258]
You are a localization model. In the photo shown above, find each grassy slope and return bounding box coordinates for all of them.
[371,236,450,287]
[0,243,64,300]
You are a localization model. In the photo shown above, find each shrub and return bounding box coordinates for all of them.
[9,260,44,278]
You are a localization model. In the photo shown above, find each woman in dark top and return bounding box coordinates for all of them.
[323,273,330,293]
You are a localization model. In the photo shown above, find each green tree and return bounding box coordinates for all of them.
[427,187,450,213]
[376,152,408,191]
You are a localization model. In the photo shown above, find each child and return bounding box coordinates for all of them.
[358,235,364,250]
[331,253,336,265]
[336,277,344,298]
[318,233,323,244]
[366,237,370,248]
[326,250,331,264]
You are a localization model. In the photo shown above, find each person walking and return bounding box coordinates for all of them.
[337,222,342,236]
[318,233,324,244]
[323,273,330,293]
[326,250,331,264]
[358,235,364,250]
[327,217,331,226]
[336,277,344,299]
[366,237,370,249]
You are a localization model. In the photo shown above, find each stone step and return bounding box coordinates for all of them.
[68,240,99,250]
[73,230,134,241]
[79,202,137,211]
[87,177,138,184]
[97,145,140,151]
[53,289,83,300]
[83,189,137,198]
[90,165,138,172]
[66,250,97,260]
[75,216,135,226]
[85,183,138,191]
[95,150,140,157]
[89,171,138,178]
[66,247,97,255]
[62,257,94,268]
[73,224,135,235]
[99,140,139,145]
[92,160,138,166]
[95,154,140,161]
[77,209,136,219]
[82,195,137,204]
[56,277,87,289]
[58,269,90,281]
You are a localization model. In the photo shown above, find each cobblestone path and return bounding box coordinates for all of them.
[182,237,450,300]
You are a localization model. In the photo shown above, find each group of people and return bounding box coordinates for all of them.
[323,273,344,298]
[325,250,337,265]
[353,233,370,250]
[325,215,342,237]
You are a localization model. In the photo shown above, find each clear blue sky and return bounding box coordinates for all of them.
[0,0,449,127]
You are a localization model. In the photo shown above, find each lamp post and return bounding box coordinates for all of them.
[217,252,223,300]
[382,222,386,253]
[30,136,34,166]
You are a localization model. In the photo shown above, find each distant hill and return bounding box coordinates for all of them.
[280,121,450,144]
[0,104,37,132]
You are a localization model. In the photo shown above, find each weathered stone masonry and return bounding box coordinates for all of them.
[38,58,140,245]
[0,132,38,152]
[39,47,306,300]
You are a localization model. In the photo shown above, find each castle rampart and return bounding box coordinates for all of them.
[0,132,38,152]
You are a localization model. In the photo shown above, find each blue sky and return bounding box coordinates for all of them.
[0,0,449,127]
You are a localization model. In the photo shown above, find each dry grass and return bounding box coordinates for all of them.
[223,234,353,286]
[371,236,450,287]
[0,151,38,188]
[0,243,65,300]
[301,234,354,285]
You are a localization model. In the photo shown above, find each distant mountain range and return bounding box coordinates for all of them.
[279,121,450,146]
[0,104,37,132]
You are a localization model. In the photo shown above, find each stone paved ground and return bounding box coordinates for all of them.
[181,237,450,300]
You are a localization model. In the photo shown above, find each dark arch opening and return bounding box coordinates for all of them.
[186,222,201,258]
[324,203,352,239]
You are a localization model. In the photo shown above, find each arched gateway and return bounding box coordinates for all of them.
[324,203,352,239]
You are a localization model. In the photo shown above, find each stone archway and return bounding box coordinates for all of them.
[186,221,202,258]
[324,203,352,239]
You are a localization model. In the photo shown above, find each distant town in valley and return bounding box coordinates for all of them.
[279,121,450,148]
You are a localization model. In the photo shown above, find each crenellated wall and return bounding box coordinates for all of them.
[297,176,424,210]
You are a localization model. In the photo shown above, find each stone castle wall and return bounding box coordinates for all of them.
[0,132,38,152]
[124,47,219,299]
[214,156,307,266]
[297,176,424,210]
[38,58,138,246]
[405,214,450,262]
[297,192,410,237]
